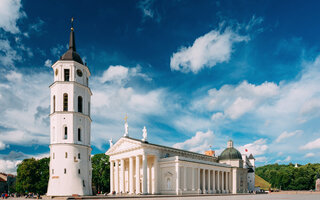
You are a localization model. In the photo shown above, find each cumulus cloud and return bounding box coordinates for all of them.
[300,138,320,150]
[284,156,291,162]
[0,69,51,147]
[100,65,129,84]
[238,139,268,156]
[0,0,26,34]
[137,0,160,23]
[192,81,279,120]
[0,159,21,174]
[0,39,21,67]
[170,28,249,73]
[173,130,215,153]
[304,152,315,158]
[99,65,151,84]
[44,59,52,67]
[276,130,302,143]
[0,140,7,150]
[255,156,267,162]
[5,70,22,82]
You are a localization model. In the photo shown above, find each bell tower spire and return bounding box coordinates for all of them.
[69,17,76,51]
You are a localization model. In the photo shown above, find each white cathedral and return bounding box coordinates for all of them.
[46,22,256,196]
[106,121,256,195]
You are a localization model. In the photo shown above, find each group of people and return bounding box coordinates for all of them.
[1,193,8,199]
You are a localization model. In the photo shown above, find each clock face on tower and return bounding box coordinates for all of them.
[77,69,83,77]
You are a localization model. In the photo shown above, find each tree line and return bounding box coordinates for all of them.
[256,163,320,190]
[13,153,110,195]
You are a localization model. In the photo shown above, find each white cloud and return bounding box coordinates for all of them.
[100,65,129,84]
[44,59,52,67]
[137,0,160,22]
[0,0,26,34]
[193,81,279,120]
[99,65,151,84]
[304,153,315,158]
[238,139,268,156]
[284,156,291,162]
[0,141,6,150]
[0,159,21,174]
[255,156,267,162]
[276,130,302,143]
[5,70,22,82]
[0,69,51,147]
[173,130,215,153]
[0,39,21,67]
[170,28,249,73]
[300,138,320,150]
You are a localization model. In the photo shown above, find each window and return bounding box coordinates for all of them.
[78,96,83,113]
[64,69,70,81]
[86,77,88,86]
[53,153,55,159]
[53,95,56,112]
[78,153,80,159]
[78,169,81,174]
[167,178,171,189]
[89,156,90,161]
[64,168,67,174]
[52,169,54,174]
[65,152,68,158]
[63,93,68,111]
[64,127,68,139]
[78,128,81,141]
[83,180,85,187]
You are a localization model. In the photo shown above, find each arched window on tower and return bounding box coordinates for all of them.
[64,127,68,139]
[53,95,56,112]
[64,69,70,81]
[78,128,81,141]
[78,96,83,113]
[63,93,68,111]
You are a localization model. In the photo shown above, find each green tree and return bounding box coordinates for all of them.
[256,163,320,190]
[92,154,110,194]
[15,157,49,194]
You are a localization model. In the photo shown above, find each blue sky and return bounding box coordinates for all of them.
[1,0,320,173]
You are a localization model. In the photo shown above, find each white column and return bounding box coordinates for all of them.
[217,171,220,193]
[120,159,125,193]
[212,170,215,193]
[197,168,200,193]
[135,155,140,194]
[129,157,134,194]
[202,169,206,194]
[226,172,229,193]
[142,153,148,194]
[110,160,114,193]
[208,170,211,193]
[175,162,180,195]
[115,160,119,194]
[222,171,225,193]
[191,167,195,191]
[183,166,187,191]
[154,156,159,194]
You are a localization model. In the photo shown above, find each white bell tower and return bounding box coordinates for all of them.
[47,19,92,196]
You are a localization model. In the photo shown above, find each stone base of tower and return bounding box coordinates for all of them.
[47,144,92,196]
[47,176,92,196]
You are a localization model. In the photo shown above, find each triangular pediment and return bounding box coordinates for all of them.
[106,137,142,155]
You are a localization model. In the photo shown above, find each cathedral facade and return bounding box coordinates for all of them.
[106,128,255,195]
